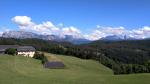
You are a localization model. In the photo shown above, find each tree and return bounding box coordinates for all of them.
[5,48,16,55]
[33,51,44,60]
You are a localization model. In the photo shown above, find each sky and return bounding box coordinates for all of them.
[0,0,150,40]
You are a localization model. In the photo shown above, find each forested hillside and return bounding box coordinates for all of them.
[0,37,150,74]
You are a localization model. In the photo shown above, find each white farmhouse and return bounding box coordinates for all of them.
[17,46,35,57]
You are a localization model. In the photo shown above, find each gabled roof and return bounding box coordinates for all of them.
[44,61,65,69]
[17,46,35,52]
[0,45,35,52]
[0,45,19,52]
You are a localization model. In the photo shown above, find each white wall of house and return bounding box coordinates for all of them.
[17,51,35,57]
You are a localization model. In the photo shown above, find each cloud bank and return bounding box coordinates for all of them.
[11,16,82,38]
[85,26,150,40]
[9,16,150,40]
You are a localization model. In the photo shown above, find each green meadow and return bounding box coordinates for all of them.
[0,53,150,84]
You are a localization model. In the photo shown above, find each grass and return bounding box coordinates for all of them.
[44,53,62,62]
[0,53,150,84]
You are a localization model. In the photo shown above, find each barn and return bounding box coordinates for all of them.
[44,61,65,69]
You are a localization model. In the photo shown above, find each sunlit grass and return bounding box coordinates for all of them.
[0,53,149,84]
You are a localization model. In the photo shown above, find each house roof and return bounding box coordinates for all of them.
[0,45,35,52]
[44,61,65,69]
[0,45,19,52]
[17,46,36,52]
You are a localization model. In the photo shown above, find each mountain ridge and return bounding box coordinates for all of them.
[1,31,91,44]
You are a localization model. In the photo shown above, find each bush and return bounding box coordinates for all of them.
[5,48,16,55]
[33,52,44,60]
[33,52,48,64]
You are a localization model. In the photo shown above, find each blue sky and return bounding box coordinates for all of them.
[0,0,150,40]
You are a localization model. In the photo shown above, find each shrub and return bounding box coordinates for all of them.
[33,52,48,64]
[33,51,44,60]
[5,48,16,55]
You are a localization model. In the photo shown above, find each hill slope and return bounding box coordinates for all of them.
[0,54,150,84]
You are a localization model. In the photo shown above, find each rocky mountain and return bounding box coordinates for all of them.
[1,31,91,44]
[2,31,56,40]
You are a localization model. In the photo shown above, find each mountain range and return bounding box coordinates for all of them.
[1,31,146,44]
[1,31,91,44]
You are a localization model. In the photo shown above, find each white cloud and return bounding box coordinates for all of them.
[10,16,150,40]
[12,16,33,26]
[62,26,82,38]
[130,26,150,39]
[12,16,60,35]
[62,26,81,34]
[0,26,12,36]
[11,16,82,38]
[0,31,3,36]
[85,26,127,40]
[142,26,150,34]
[84,30,105,40]
[84,26,150,40]
[99,26,126,35]
[42,21,59,31]
[32,21,60,34]
[132,30,143,35]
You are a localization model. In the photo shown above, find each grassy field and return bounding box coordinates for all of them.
[0,53,150,84]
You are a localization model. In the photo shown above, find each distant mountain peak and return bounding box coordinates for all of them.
[100,35,143,41]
